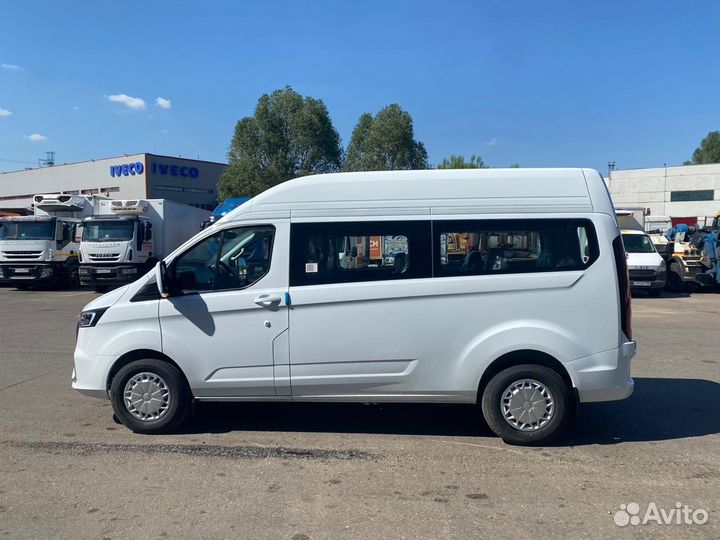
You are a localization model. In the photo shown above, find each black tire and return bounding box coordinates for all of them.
[666,263,686,293]
[481,364,572,446]
[110,359,191,434]
[648,288,663,297]
[67,265,80,288]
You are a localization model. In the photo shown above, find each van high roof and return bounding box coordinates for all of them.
[225,168,611,220]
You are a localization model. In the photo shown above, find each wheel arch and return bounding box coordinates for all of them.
[476,349,575,403]
[107,349,193,396]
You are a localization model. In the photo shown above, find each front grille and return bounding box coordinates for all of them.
[629,269,657,280]
[1,250,43,260]
[88,253,121,262]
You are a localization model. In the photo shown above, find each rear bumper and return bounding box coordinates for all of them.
[79,264,140,284]
[568,341,636,403]
[0,262,63,282]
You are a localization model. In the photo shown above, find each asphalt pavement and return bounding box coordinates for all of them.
[0,286,718,539]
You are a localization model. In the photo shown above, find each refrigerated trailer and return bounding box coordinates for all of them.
[79,199,210,291]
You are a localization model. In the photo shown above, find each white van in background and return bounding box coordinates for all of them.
[72,168,636,445]
[621,229,666,297]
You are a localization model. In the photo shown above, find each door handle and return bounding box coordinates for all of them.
[253,294,281,307]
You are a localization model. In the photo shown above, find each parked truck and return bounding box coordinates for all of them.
[693,212,720,288]
[0,194,107,288]
[79,199,210,291]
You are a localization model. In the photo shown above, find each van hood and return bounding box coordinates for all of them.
[626,252,664,269]
[82,284,130,311]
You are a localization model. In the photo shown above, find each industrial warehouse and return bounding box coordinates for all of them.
[0,153,226,214]
[607,162,720,225]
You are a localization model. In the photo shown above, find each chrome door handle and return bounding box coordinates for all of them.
[254,294,281,306]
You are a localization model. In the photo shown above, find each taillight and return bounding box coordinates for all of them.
[612,235,632,340]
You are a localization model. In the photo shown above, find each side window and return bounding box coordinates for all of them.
[214,226,274,290]
[172,232,222,293]
[290,221,431,286]
[171,225,274,294]
[434,219,598,277]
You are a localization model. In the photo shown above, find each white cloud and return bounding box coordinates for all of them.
[155,97,172,109]
[0,108,11,117]
[23,133,47,142]
[1,63,22,70]
[483,138,498,146]
[106,93,146,110]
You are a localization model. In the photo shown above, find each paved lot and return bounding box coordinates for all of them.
[0,285,718,539]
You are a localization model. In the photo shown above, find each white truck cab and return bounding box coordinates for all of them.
[0,194,105,287]
[73,168,636,445]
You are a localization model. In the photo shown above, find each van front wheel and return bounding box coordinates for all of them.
[481,364,571,445]
[110,359,190,434]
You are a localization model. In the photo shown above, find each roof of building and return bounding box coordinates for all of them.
[0,152,226,176]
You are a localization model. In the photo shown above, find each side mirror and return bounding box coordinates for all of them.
[155,260,169,298]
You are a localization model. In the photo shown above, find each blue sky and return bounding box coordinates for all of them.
[1,0,719,174]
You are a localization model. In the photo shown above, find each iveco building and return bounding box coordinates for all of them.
[0,153,226,214]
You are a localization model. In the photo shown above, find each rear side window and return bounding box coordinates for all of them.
[290,221,431,286]
[434,219,599,277]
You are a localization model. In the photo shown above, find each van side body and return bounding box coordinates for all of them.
[73,168,636,444]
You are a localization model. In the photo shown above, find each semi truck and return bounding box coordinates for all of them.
[0,194,107,288]
[79,199,210,291]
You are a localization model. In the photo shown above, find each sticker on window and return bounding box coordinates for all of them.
[305,262,318,273]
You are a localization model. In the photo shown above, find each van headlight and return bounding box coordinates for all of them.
[46,249,53,261]
[78,307,108,328]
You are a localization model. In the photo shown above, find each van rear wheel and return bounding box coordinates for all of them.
[110,359,190,434]
[481,364,572,445]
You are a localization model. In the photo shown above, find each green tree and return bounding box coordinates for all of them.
[688,131,720,165]
[343,104,428,171]
[218,86,342,199]
[436,154,488,169]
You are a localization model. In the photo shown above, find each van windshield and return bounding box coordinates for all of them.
[83,221,135,242]
[622,233,656,253]
[0,219,55,240]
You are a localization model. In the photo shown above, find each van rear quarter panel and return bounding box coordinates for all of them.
[287,213,620,400]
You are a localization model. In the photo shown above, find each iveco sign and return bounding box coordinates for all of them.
[109,161,200,178]
[150,162,199,178]
[109,162,144,177]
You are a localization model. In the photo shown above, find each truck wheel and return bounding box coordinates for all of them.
[110,359,190,434]
[67,266,80,289]
[481,364,572,445]
[666,263,685,293]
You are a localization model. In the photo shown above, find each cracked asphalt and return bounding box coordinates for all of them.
[0,286,718,539]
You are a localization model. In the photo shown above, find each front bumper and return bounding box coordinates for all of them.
[569,341,636,403]
[629,269,666,290]
[79,265,139,284]
[0,262,60,282]
[72,338,115,400]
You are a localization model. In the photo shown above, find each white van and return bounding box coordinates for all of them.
[73,169,636,445]
[621,229,666,296]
